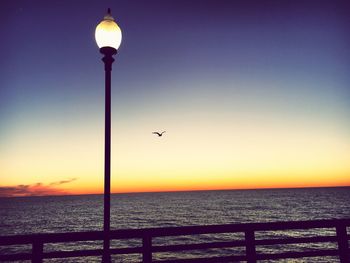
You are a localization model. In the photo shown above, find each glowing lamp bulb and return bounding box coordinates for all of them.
[95,8,122,50]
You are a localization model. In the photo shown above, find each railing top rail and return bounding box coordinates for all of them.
[1,218,349,245]
[135,218,350,237]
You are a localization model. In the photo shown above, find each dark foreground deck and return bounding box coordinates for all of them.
[0,219,349,262]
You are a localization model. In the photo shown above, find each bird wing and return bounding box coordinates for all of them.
[152,132,160,135]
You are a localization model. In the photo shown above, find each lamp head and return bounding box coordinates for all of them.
[95,8,122,50]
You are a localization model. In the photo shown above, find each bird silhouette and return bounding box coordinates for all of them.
[152,131,166,137]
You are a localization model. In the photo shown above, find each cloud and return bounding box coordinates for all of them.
[0,178,78,197]
[49,178,77,186]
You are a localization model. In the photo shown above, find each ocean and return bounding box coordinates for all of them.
[1,187,349,262]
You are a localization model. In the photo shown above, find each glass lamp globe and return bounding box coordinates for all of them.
[95,9,122,50]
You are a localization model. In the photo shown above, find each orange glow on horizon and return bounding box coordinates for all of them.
[63,169,350,196]
[37,181,350,197]
[1,170,349,197]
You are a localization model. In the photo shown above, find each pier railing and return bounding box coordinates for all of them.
[0,219,349,262]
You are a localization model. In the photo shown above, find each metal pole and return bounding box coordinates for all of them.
[100,47,116,263]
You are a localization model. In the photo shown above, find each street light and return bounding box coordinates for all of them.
[95,8,122,263]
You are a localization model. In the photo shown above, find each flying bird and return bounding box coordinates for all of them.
[152,131,166,137]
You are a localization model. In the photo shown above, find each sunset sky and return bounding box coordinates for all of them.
[1,0,349,197]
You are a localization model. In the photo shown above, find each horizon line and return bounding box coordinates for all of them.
[1,185,349,198]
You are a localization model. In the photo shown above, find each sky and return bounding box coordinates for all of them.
[0,0,349,197]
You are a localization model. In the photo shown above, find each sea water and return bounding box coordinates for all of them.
[1,187,349,262]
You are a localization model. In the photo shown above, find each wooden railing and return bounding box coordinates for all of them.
[0,219,349,262]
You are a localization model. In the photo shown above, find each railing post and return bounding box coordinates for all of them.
[336,223,349,263]
[32,241,43,263]
[245,230,257,263]
[142,235,152,263]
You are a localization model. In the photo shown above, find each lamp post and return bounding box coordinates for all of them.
[95,8,122,263]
